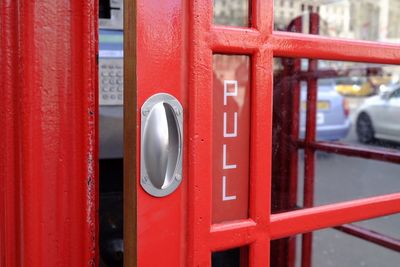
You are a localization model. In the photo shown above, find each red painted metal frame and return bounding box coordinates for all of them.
[271,17,303,264]
[270,193,400,240]
[189,0,272,266]
[188,1,400,266]
[335,224,400,253]
[0,1,98,266]
[301,13,319,267]
[298,141,400,164]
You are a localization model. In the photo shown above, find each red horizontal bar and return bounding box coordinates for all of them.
[270,193,400,240]
[270,31,400,64]
[209,219,260,251]
[209,26,262,53]
[297,141,400,164]
[335,224,400,252]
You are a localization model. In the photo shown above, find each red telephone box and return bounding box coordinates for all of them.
[2,0,400,267]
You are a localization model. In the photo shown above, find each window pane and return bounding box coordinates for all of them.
[274,0,400,43]
[272,57,400,213]
[214,0,249,27]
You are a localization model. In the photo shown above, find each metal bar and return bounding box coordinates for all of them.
[280,69,339,82]
[335,224,400,253]
[270,193,400,240]
[0,1,98,266]
[301,13,319,266]
[302,13,320,267]
[209,27,262,53]
[301,64,317,267]
[289,66,300,209]
[287,57,301,267]
[209,220,258,251]
[270,31,400,64]
[277,58,291,213]
[306,141,400,164]
[252,0,272,34]
[302,11,321,267]
[271,15,304,267]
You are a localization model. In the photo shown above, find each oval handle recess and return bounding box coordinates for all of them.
[140,93,183,197]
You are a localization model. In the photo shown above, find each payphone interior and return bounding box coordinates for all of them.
[99,0,124,266]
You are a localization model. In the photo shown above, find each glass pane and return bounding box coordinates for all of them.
[214,0,249,27]
[272,57,400,212]
[313,153,400,206]
[274,0,400,43]
[212,247,249,267]
[271,215,400,267]
[213,55,250,223]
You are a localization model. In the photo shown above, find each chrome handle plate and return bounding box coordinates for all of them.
[140,93,183,197]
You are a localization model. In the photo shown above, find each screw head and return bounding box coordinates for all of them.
[142,109,149,116]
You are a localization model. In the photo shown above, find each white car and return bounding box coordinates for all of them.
[356,86,400,143]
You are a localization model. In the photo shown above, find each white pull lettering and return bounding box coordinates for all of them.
[223,144,237,169]
[224,80,238,106]
[222,176,236,201]
[223,112,237,138]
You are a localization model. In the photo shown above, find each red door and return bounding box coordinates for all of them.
[129,1,400,266]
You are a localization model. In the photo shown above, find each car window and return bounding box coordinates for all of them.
[390,89,400,99]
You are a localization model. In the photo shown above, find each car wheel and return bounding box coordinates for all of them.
[356,113,375,144]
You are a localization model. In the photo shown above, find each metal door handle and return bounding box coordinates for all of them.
[140,93,183,197]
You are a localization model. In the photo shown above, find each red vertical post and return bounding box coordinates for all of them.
[271,15,303,267]
[188,0,213,265]
[0,1,98,266]
[301,11,320,267]
[301,64,316,267]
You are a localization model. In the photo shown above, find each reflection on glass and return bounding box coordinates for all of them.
[274,58,400,146]
[272,57,400,213]
[274,0,400,43]
[271,219,400,267]
[299,78,351,142]
[214,0,249,27]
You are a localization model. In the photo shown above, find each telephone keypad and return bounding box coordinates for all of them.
[99,58,123,106]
